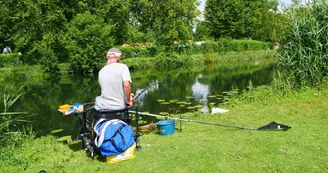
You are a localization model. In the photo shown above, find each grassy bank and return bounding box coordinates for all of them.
[1,85,327,172]
[122,50,277,70]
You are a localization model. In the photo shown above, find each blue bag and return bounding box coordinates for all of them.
[94,118,135,157]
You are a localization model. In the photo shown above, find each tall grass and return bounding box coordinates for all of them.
[0,85,30,145]
[278,1,328,88]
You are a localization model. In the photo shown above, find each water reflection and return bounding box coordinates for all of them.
[131,65,274,116]
[191,76,210,112]
[7,63,275,137]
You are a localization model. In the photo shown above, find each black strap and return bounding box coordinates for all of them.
[102,123,127,152]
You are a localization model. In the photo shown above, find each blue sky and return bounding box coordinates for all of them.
[198,0,293,11]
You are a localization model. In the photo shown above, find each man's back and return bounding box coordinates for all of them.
[96,63,131,110]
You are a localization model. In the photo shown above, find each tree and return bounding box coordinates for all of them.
[75,0,132,45]
[0,0,70,64]
[65,12,114,74]
[253,0,290,42]
[1,0,43,64]
[103,0,132,45]
[0,0,132,65]
[194,20,212,41]
[0,4,9,53]
[205,0,265,39]
[130,0,200,45]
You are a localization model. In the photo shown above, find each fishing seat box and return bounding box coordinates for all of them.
[87,108,131,124]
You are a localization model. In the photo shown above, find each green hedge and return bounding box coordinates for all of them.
[121,57,156,69]
[122,54,207,70]
[0,54,22,68]
[118,39,272,58]
[119,47,149,59]
[215,39,272,52]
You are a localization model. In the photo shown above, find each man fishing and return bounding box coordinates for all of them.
[95,47,134,110]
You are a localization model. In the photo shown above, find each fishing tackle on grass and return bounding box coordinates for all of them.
[128,111,291,131]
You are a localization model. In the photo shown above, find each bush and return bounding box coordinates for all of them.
[121,57,156,69]
[201,41,219,53]
[146,46,160,57]
[155,54,206,69]
[217,38,271,52]
[119,47,149,59]
[0,53,22,68]
[39,47,60,76]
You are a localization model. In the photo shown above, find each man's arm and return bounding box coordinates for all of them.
[123,81,133,107]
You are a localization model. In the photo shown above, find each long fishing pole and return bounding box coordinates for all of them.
[128,111,258,130]
[128,111,291,131]
[132,81,161,101]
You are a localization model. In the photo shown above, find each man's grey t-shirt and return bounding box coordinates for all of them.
[96,63,131,110]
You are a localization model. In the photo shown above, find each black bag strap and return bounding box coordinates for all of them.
[103,123,127,152]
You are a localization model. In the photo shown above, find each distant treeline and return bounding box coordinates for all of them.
[0,1,289,67]
[0,39,272,71]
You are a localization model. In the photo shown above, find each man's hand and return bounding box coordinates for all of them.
[131,93,135,101]
[127,93,134,108]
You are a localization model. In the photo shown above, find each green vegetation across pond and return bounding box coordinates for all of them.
[0,50,277,82]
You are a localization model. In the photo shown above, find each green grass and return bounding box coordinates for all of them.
[1,86,327,172]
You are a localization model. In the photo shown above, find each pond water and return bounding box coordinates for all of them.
[10,61,275,137]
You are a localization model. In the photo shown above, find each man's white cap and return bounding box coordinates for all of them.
[107,48,122,57]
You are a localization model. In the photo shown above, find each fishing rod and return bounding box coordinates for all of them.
[132,81,162,102]
[128,111,291,131]
[67,82,161,111]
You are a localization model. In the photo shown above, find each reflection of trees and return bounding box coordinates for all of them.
[12,75,100,136]
[132,62,275,114]
[198,64,275,95]
[131,69,200,114]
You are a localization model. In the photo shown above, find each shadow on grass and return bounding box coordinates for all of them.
[68,141,83,152]
[67,140,108,162]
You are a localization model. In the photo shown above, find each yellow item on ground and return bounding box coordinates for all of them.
[106,144,136,164]
[59,104,70,111]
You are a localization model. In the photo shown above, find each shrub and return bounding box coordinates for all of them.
[217,38,271,52]
[146,46,160,57]
[122,57,156,69]
[0,53,22,68]
[155,54,206,69]
[201,41,219,53]
[39,47,60,76]
[119,47,149,59]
